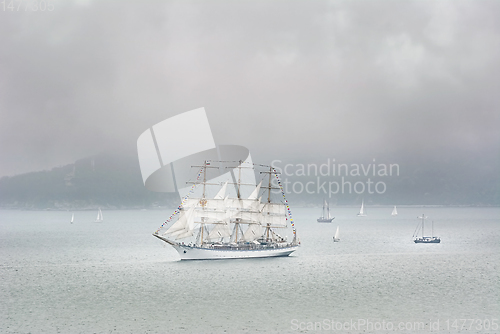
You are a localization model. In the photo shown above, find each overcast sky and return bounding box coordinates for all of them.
[1,0,499,177]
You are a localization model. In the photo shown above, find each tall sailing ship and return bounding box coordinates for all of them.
[153,161,299,260]
[317,199,334,223]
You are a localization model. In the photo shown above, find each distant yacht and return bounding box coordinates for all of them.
[95,208,103,223]
[70,213,74,224]
[413,214,440,243]
[333,226,340,242]
[317,199,334,223]
[357,200,366,217]
[391,206,398,216]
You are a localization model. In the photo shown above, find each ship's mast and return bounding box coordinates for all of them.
[203,160,207,198]
[235,224,238,243]
[200,161,208,246]
[422,214,424,237]
[418,214,426,237]
[266,166,272,241]
[186,161,220,246]
[237,160,242,199]
[233,221,242,243]
[234,160,243,243]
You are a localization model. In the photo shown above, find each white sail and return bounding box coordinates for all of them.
[228,210,262,223]
[261,202,287,227]
[261,214,288,227]
[243,224,263,241]
[224,198,261,211]
[175,226,196,239]
[260,202,285,214]
[70,213,74,223]
[165,206,196,236]
[214,181,228,199]
[357,201,366,216]
[172,208,200,240]
[184,198,227,211]
[392,206,398,216]
[207,223,232,240]
[165,211,189,235]
[194,193,229,222]
[243,199,261,211]
[248,181,262,200]
[334,226,340,241]
[194,209,227,222]
[95,208,103,222]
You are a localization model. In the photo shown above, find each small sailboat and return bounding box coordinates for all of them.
[413,214,440,243]
[70,213,74,224]
[317,199,335,222]
[333,226,340,242]
[357,200,366,217]
[391,206,398,216]
[95,208,103,223]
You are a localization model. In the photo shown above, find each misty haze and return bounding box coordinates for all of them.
[0,1,499,334]
[1,1,498,207]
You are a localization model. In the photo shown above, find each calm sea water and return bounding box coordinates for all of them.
[1,207,499,334]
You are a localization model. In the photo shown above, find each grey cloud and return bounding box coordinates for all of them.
[0,0,498,178]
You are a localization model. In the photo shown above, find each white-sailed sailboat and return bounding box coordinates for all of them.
[333,226,340,242]
[391,206,398,216]
[357,200,366,217]
[95,208,103,223]
[70,213,74,224]
[153,161,299,260]
[317,199,334,223]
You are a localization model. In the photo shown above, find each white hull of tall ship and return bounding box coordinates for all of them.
[154,234,298,260]
[174,244,298,260]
